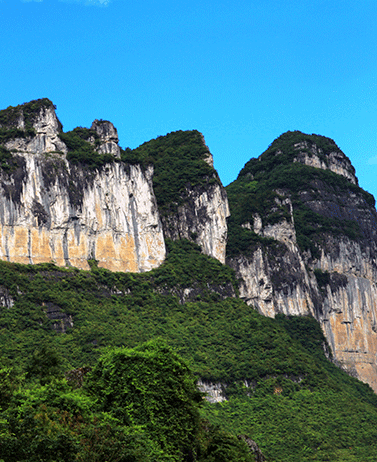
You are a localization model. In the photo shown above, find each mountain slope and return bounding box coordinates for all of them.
[1,241,377,461]
[1,101,377,460]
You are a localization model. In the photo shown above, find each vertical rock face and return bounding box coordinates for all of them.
[90,119,121,157]
[161,182,230,264]
[130,129,230,264]
[0,99,165,272]
[229,210,315,319]
[226,131,377,392]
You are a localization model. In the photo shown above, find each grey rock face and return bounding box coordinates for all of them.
[197,379,227,403]
[90,119,120,157]
[161,182,230,264]
[0,286,14,308]
[5,105,67,154]
[292,140,357,184]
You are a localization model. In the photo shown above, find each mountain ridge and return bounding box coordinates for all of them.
[1,99,377,461]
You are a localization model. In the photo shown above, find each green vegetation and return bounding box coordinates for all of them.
[238,130,354,178]
[1,340,250,462]
[0,239,377,460]
[0,98,56,143]
[0,146,15,173]
[313,269,331,288]
[121,130,219,214]
[226,131,375,258]
[201,314,377,462]
[59,127,114,170]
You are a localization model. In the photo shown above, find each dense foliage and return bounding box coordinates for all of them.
[226,131,375,258]
[59,127,115,169]
[1,340,255,461]
[121,130,219,214]
[0,125,377,460]
[0,239,377,460]
[0,98,56,143]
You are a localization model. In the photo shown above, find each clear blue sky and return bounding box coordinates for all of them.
[2,0,377,199]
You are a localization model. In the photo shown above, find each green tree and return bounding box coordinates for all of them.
[85,339,203,461]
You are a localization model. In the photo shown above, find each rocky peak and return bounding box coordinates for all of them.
[90,119,120,158]
[0,98,62,133]
[91,119,119,143]
[292,138,357,185]
[199,132,214,167]
[227,130,377,391]
[1,98,66,154]
[239,131,357,186]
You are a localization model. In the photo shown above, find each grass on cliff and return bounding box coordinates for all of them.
[1,240,377,460]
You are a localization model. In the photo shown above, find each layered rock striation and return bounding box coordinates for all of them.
[0,100,229,271]
[0,99,165,272]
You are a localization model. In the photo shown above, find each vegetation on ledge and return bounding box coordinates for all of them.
[59,127,114,169]
[121,130,220,215]
[0,98,57,143]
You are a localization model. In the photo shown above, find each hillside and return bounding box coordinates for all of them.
[1,100,377,461]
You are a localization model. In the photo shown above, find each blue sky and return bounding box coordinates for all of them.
[1,0,377,199]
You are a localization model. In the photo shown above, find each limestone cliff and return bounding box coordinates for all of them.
[3,100,377,395]
[160,181,229,264]
[226,131,377,392]
[128,130,229,263]
[0,99,165,272]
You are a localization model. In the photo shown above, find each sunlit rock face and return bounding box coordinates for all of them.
[3,104,67,154]
[0,99,166,272]
[197,379,227,403]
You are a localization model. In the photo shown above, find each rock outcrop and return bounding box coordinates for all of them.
[0,99,165,272]
[3,102,377,395]
[226,131,377,392]
[292,139,357,184]
[131,129,230,264]
[90,119,121,158]
[161,181,230,264]
[197,379,227,403]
